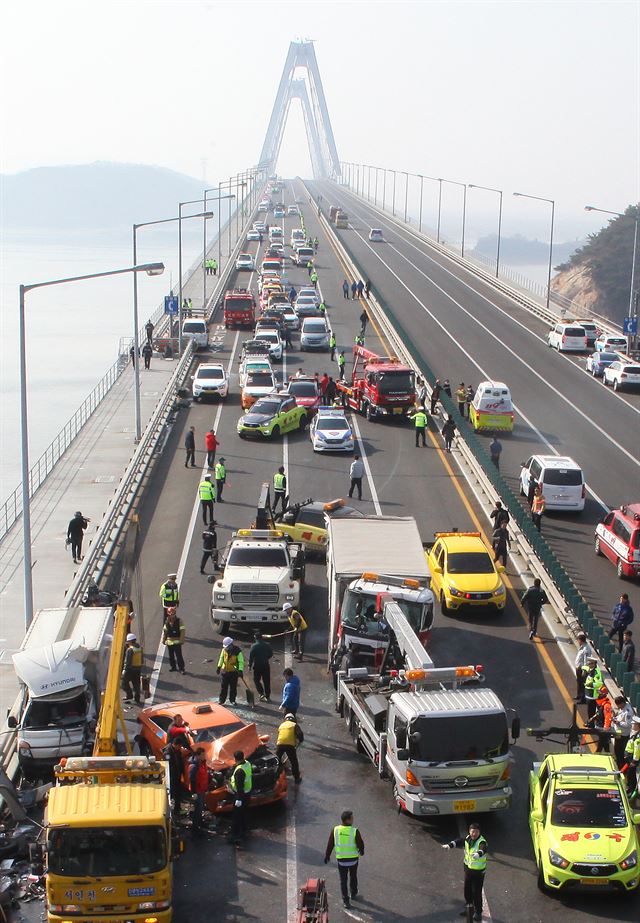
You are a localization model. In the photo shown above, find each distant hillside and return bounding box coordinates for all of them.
[474,233,584,265]
[0,162,208,229]
[552,205,639,325]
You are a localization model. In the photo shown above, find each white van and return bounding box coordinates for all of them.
[182,317,209,350]
[291,228,306,248]
[520,455,585,512]
[469,381,514,432]
[547,322,587,352]
[269,226,284,243]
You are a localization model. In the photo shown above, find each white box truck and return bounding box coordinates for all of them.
[10,606,112,778]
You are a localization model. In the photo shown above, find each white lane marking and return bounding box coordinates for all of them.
[148,330,241,703]
[350,414,382,514]
[343,193,640,418]
[334,218,613,512]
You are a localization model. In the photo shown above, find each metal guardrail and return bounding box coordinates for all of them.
[0,354,129,540]
[313,189,639,711]
[337,183,624,339]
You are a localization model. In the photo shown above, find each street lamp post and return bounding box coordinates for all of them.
[421,176,443,242]
[19,261,164,628]
[440,178,467,257]
[418,174,424,233]
[392,170,397,217]
[403,172,409,223]
[367,166,371,202]
[469,184,503,278]
[585,204,639,347]
[374,167,379,206]
[134,211,212,441]
[202,188,235,308]
[382,169,387,212]
[513,191,555,310]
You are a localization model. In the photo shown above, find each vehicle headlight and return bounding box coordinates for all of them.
[495,582,506,595]
[345,431,353,440]
[620,849,637,870]
[316,431,327,441]
[548,848,570,869]
[139,899,170,911]
[285,594,295,601]
[215,593,227,601]
[449,587,462,597]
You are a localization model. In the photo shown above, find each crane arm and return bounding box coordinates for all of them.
[93,602,132,756]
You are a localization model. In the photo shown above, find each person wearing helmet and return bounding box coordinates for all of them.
[122,633,143,705]
[582,656,603,721]
[623,714,640,799]
[216,637,244,705]
[283,603,308,661]
[159,573,179,621]
[276,712,304,784]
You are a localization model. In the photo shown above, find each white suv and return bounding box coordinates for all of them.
[191,363,229,401]
[520,455,585,512]
[603,360,640,391]
[547,323,587,352]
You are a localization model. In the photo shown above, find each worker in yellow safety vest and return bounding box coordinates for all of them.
[273,466,287,513]
[276,713,304,783]
[324,810,365,909]
[442,821,488,922]
[228,749,253,844]
[409,406,428,447]
[121,632,143,706]
[283,603,308,660]
[199,475,216,525]
[159,573,179,620]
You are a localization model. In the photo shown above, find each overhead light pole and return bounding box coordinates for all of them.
[418,174,425,233]
[202,189,236,309]
[19,261,164,628]
[513,191,555,310]
[585,204,639,347]
[382,169,387,212]
[392,170,397,217]
[469,183,504,278]
[402,172,409,223]
[374,167,379,206]
[440,178,467,257]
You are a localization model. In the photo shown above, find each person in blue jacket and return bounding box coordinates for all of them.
[280,668,301,716]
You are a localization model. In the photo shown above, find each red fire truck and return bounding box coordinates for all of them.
[337,345,416,420]
[223,289,256,328]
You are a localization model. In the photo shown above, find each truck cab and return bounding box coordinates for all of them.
[210,529,305,634]
[223,289,256,328]
[340,347,416,420]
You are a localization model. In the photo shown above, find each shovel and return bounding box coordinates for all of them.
[240,676,255,707]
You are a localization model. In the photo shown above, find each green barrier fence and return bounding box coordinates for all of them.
[333,258,639,695]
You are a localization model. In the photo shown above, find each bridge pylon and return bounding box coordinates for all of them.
[259,40,341,180]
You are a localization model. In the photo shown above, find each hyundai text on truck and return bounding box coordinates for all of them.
[327,516,434,674]
[338,345,416,420]
[10,606,112,778]
[336,597,518,816]
[210,528,306,634]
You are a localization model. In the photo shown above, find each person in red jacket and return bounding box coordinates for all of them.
[205,429,219,469]
[189,748,209,832]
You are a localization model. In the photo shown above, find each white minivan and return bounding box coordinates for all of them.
[547,323,587,352]
[520,455,585,512]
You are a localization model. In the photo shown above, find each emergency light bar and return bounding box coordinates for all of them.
[360,573,422,590]
[236,529,284,539]
[323,499,345,511]
[433,532,481,539]
[59,756,158,772]
[404,665,483,682]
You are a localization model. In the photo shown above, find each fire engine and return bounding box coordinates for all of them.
[337,345,416,420]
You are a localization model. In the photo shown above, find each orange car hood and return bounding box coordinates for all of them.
[206,723,261,769]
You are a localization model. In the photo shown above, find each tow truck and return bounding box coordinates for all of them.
[336,596,518,816]
[40,601,181,922]
[337,345,416,420]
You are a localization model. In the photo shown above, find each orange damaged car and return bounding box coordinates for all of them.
[136,700,287,813]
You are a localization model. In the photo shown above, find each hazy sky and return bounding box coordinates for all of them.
[1,0,638,237]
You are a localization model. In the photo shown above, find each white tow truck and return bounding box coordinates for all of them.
[327,516,434,675]
[210,528,306,634]
[336,597,519,817]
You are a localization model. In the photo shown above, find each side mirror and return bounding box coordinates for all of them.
[633,813,640,826]
[396,748,410,761]
[511,716,521,741]
[496,564,505,574]
[190,374,195,380]
[396,729,407,749]
[207,575,216,584]
[6,715,17,729]
[431,565,443,576]
[530,808,544,823]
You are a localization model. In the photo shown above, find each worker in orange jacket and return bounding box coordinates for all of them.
[589,685,613,753]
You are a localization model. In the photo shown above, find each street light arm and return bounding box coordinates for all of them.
[513,191,554,205]
[23,262,164,294]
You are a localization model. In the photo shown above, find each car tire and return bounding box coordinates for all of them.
[616,558,626,579]
[272,425,280,439]
[594,536,602,556]
[213,619,230,635]
[299,414,308,431]
[613,378,620,391]
[365,403,375,422]
[138,737,152,757]
[440,592,450,616]
[536,860,548,894]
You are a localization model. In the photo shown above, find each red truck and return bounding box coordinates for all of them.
[223,289,256,328]
[337,345,416,420]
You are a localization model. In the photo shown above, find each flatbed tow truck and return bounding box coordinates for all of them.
[337,345,416,421]
[336,596,519,816]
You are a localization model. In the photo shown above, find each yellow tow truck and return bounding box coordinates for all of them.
[42,602,182,923]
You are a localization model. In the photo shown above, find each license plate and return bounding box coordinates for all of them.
[393,407,403,414]
[580,878,609,886]
[453,800,476,812]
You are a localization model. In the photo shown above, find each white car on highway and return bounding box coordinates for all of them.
[547,323,587,352]
[310,407,354,453]
[369,228,384,242]
[235,253,255,271]
[602,360,640,391]
[287,205,299,216]
[191,363,229,401]
[595,334,627,353]
[246,229,261,241]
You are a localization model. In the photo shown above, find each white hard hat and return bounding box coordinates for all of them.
[126,633,137,642]
[222,636,233,648]
[284,713,296,721]
[282,602,293,611]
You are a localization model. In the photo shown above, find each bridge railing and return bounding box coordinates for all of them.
[315,188,639,711]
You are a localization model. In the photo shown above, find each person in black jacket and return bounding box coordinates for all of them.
[184,426,196,468]
[200,522,217,574]
[67,511,88,563]
[489,502,510,529]
[521,578,549,639]
[491,522,510,567]
[249,631,273,701]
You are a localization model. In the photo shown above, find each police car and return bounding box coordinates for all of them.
[310,407,354,453]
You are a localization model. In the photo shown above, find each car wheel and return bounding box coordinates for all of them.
[138,737,152,757]
[536,859,548,893]
[440,592,450,616]
[213,619,230,635]
[365,402,374,422]
[616,558,626,579]
[613,378,620,391]
[594,536,602,556]
[592,368,598,377]
[299,414,308,431]
[271,425,280,439]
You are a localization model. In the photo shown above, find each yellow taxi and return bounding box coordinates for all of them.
[271,499,363,554]
[426,532,506,614]
[529,752,640,893]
